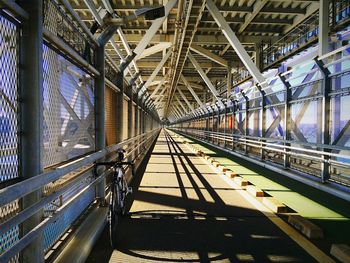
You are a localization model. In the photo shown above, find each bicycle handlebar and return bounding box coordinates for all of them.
[95,161,134,167]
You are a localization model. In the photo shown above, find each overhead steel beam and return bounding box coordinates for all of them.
[83,0,103,25]
[238,0,268,34]
[149,74,167,99]
[181,74,204,108]
[175,96,188,114]
[178,88,194,112]
[154,86,167,105]
[137,42,172,60]
[117,28,143,83]
[138,48,172,97]
[133,0,177,60]
[109,33,278,45]
[189,43,228,67]
[188,52,224,107]
[206,0,265,84]
[283,2,319,34]
[174,103,185,117]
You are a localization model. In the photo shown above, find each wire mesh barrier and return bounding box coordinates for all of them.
[43,44,95,168]
[43,0,96,65]
[0,11,20,263]
[172,44,350,187]
[0,13,19,183]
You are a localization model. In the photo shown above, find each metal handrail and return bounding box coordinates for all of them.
[0,128,160,262]
[176,128,350,162]
[0,128,160,207]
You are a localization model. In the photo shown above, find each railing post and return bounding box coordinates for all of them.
[241,91,249,155]
[279,74,291,169]
[224,103,227,148]
[257,84,266,160]
[314,58,331,182]
[232,100,236,151]
[19,1,44,262]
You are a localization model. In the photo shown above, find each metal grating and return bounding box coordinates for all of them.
[0,200,20,261]
[43,44,95,168]
[0,13,19,183]
[43,0,95,65]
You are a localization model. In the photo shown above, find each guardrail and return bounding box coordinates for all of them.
[172,127,350,186]
[172,42,350,188]
[0,128,160,262]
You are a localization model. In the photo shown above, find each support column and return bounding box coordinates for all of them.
[227,66,232,99]
[315,59,331,182]
[116,71,124,143]
[258,84,266,160]
[280,74,291,168]
[95,44,106,201]
[319,0,330,57]
[19,2,44,262]
[127,87,134,160]
[318,0,331,182]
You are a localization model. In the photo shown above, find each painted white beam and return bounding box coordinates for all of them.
[178,88,194,112]
[187,52,224,107]
[175,96,189,114]
[206,0,265,84]
[180,74,204,108]
[83,0,103,25]
[150,74,167,98]
[238,0,268,34]
[137,42,172,60]
[190,43,228,67]
[154,87,167,104]
[174,103,185,117]
[138,48,172,96]
[284,2,319,34]
[116,28,143,83]
[134,0,177,59]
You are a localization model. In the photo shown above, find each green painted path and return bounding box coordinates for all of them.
[176,131,350,248]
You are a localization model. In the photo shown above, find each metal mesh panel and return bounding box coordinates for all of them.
[43,44,95,168]
[43,0,95,65]
[0,200,20,259]
[0,12,19,262]
[43,183,94,252]
[0,14,19,182]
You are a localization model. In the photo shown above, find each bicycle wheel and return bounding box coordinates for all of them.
[121,179,129,216]
[109,183,122,248]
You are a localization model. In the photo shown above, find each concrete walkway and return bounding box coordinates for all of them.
[87,130,329,263]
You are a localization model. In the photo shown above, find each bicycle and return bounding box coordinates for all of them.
[94,149,134,247]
